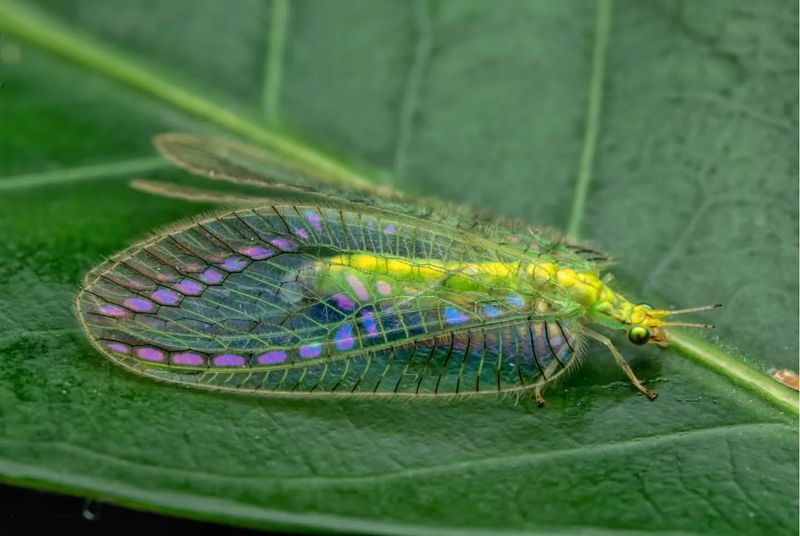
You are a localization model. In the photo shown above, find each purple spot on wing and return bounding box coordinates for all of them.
[332,293,354,311]
[137,347,164,362]
[305,209,322,231]
[375,280,392,296]
[213,354,247,367]
[383,224,396,235]
[346,274,370,301]
[98,304,127,318]
[483,305,502,318]
[269,237,298,252]
[334,323,355,351]
[444,306,469,325]
[175,278,205,295]
[257,351,287,365]
[294,227,309,239]
[172,352,205,366]
[151,288,181,305]
[220,256,249,272]
[106,342,129,354]
[299,342,322,359]
[200,267,225,284]
[360,311,379,338]
[506,294,525,308]
[238,245,274,260]
[124,297,154,313]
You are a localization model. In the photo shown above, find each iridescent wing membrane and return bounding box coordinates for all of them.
[77,199,582,397]
[153,133,610,265]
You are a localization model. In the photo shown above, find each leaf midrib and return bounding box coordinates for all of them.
[0,0,795,417]
[0,422,788,487]
[0,0,375,191]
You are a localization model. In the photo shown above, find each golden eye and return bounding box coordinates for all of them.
[628,326,650,345]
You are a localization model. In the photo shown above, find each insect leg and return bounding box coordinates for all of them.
[531,356,566,408]
[534,384,546,407]
[584,328,657,400]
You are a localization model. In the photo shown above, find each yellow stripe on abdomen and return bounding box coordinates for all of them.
[324,254,527,291]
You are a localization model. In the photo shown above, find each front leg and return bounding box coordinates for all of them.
[584,328,658,400]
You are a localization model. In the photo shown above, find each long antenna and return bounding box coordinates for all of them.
[662,321,715,329]
[667,304,722,316]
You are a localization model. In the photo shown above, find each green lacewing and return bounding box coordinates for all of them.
[75,133,719,404]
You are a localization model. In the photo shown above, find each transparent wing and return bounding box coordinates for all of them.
[77,202,581,396]
[154,133,609,264]
[155,132,377,194]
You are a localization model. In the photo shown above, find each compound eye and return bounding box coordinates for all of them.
[628,326,651,345]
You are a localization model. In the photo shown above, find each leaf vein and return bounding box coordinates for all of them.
[0,157,166,192]
[566,0,612,239]
[262,0,290,122]
[393,0,433,179]
[0,422,788,487]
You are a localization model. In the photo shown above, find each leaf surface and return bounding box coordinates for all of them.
[0,0,797,534]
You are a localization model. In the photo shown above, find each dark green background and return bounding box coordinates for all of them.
[0,1,797,534]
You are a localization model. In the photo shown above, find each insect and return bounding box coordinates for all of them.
[75,133,719,405]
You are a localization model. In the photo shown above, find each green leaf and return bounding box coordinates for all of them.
[0,0,797,534]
